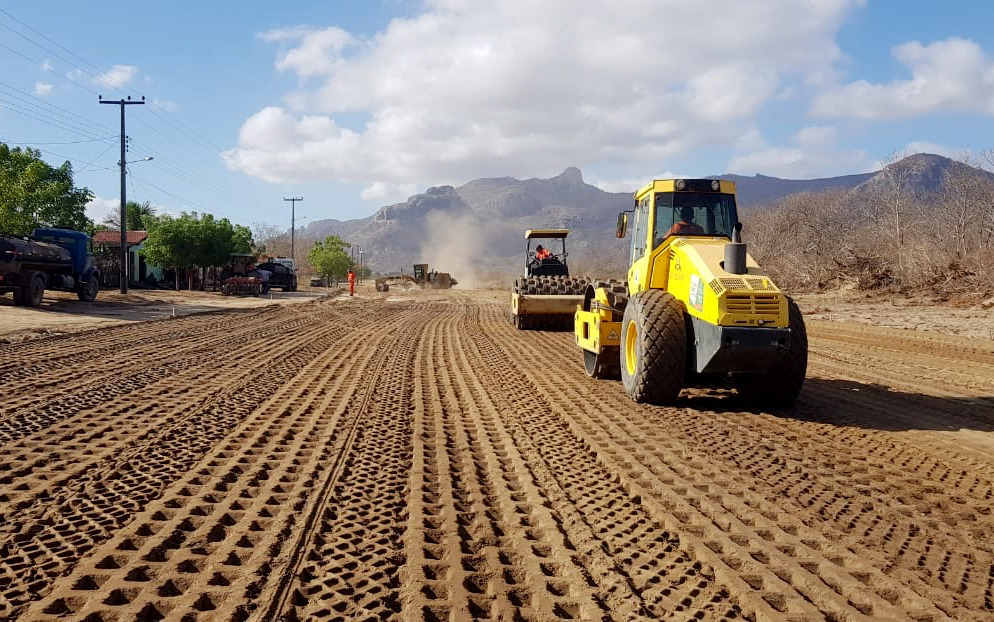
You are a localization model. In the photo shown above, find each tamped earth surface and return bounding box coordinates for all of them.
[1,285,993,621]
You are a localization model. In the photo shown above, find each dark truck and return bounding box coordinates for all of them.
[0,228,100,307]
[256,260,298,292]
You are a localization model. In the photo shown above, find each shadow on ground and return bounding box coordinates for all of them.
[676,377,994,433]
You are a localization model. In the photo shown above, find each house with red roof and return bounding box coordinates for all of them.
[92,230,164,284]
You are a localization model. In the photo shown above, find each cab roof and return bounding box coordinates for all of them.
[634,179,737,198]
[524,229,570,239]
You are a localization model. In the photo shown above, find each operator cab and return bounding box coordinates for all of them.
[618,179,739,260]
[524,229,571,277]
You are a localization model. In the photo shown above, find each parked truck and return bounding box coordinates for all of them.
[0,228,100,307]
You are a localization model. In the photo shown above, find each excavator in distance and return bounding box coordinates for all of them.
[574,179,807,406]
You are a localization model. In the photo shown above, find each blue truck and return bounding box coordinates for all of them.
[0,228,100,307]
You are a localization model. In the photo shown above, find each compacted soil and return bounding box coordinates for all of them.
[1,287,993,621]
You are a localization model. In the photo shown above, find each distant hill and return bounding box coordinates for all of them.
[301,153,984,280]
[719,172,875,207]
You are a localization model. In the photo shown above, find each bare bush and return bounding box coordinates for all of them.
[747,157,994,301]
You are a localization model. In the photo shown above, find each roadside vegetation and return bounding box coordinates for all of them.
[748,153,994,302]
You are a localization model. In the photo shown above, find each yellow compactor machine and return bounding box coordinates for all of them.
[574,178,807,405]
[510,229,590,330]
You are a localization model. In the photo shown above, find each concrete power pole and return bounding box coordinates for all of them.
[284,197,303,264]
[100,95,145,294]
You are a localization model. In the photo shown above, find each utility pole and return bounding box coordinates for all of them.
[358,248,363,284]
[100,95,145,294]
[284,197,303,264]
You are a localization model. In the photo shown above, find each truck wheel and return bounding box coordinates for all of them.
[620,290,686,404]
[583,346,620,379]
[734,297,808,407]
[77,279,99,302]
[23,274,45,308]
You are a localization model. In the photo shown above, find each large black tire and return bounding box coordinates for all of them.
[22,273,45,308]
[620,290,686,404]
[733,297,808,407]
[77,278,99,302]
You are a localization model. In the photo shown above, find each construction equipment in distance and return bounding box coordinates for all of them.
[574,179,807,406]
[509,229,590,330]
[412,264,456,289]
[222,253,262,296]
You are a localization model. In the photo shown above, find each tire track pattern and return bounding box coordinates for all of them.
[17,301,421,621]
[271,303,432,620]
[481,302,950,620]
[401,305,601,620]
[0,301,373,616]
[463,305,746,620]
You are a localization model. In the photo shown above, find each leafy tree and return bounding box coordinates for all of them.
[141,213,200,289]
[0,143,93,234]
[103,200,158,230]
[140,212,254,289]
[308,235,352,283]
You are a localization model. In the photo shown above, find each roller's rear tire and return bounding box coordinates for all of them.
[733,297,807,406]
[620,290,686,404]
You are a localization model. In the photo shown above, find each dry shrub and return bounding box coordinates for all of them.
[747,162,994,300]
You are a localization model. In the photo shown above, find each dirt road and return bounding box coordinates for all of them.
[1,290,992,620]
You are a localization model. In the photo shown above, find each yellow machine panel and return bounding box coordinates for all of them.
[574,287,622,352]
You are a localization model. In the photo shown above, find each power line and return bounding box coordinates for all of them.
[0,79,115,135]
[0,94,113,140]
[0,11,247,185]
[129,171,211,213]
[0,9,265,214]
[0,8,110,80]
[1,137,115,145]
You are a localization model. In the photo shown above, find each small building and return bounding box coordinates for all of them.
[92,230,164,285]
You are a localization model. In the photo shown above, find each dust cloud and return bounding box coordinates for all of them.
[419,210,514,289]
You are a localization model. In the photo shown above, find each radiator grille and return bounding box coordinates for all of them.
[725,293,780,318]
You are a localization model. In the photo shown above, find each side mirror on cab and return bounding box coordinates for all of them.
[616,212,628,238]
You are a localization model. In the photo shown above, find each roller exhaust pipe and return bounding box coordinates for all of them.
[724,223,747,275]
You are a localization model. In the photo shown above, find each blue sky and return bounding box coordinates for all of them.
[1,1,992,231]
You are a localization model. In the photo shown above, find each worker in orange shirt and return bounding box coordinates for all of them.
[347,268,357,296]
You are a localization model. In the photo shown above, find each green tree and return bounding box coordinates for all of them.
[0,143,93,234]
[141,212,255,289]
[308,235,352,283]
[103,200,158,230]
[141,213,200,289]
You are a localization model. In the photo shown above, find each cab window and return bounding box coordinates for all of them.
[652,192,738,248]
[630,194,650,262]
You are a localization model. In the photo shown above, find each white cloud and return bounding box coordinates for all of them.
[727,145,872,178]
[85,196,120,223]
[812,37,994,119]
[94,65,139,88]
[40,60,52,71]
[727,127,871,179]
[226,0,862,198]
[33,82,53,96]
[152,98,178,112]
[360,181,421,203]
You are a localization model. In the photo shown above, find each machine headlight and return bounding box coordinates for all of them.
[711,180,720,191]
[675,179,686,190]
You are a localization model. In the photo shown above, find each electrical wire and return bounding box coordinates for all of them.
[2,137,115,145]
[0,9,266,213]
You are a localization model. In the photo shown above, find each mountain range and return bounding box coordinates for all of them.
[302,153,988,279]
